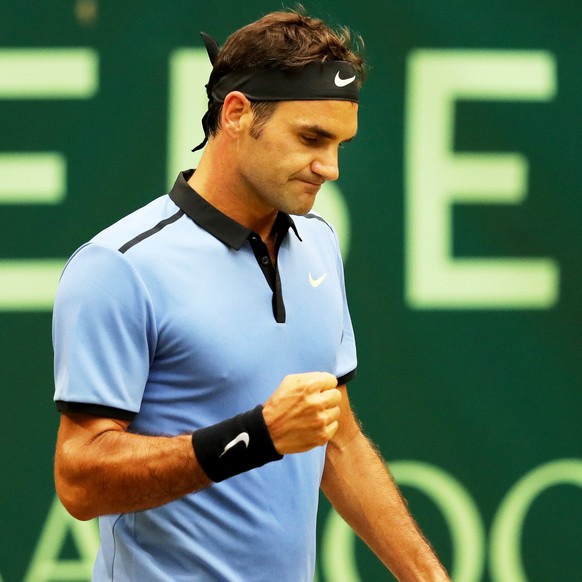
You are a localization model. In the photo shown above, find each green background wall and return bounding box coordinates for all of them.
[1,1,580,580]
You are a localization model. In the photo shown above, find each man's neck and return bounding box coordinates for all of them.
[187,142,278,243]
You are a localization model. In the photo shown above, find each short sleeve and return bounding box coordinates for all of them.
[53,243,157,415]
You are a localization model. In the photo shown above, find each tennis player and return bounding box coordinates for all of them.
[53,9,449,581]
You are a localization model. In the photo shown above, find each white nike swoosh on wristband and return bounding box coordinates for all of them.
[219,432,250,457]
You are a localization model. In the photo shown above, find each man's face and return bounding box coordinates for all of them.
[235,99,358,216]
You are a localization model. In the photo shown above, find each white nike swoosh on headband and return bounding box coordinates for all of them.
[219,432,250,457]
[334,71,356,87]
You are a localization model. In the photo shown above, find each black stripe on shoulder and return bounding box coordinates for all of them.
[118,209,184,254]
[304,212,335,233]
[56,400,136,421]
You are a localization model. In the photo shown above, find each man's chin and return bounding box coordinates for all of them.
[290,201,317,216]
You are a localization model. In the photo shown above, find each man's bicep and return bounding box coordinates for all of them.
[329,384,362,449]
[321,384,369,497]
[57,411,130,443]
[55,412,131,467]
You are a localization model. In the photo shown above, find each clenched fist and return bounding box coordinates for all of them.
[262,372,341,454]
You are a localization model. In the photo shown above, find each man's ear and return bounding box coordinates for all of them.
[220,91,253,138]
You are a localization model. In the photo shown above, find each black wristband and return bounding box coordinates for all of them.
[192,405,283,482]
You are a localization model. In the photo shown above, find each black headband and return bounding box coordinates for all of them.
[192,33,360,152]
[210,61,359,104]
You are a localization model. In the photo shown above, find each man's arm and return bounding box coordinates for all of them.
[54,413,208,520]
[55,371,341,521]
[321,385,450,582]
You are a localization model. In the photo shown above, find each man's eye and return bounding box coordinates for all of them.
[301,135,318,144]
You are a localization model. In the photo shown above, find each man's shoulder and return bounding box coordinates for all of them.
[295,211,336,234]
[90,194,179,253]
[294,211,340,249]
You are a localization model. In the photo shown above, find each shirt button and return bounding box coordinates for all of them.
[261,256,270,265]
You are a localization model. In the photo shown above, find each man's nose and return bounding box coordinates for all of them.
[311,152,339,182]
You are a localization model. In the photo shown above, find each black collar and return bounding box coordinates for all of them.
[169,170,301,249]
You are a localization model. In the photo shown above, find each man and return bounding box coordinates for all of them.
[53,9,450,581]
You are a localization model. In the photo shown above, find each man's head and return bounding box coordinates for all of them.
[191,9,365,218]
[201,8,366,141]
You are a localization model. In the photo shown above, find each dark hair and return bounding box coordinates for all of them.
[206,8,366,137]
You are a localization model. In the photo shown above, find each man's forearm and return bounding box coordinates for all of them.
[321,431,449,581]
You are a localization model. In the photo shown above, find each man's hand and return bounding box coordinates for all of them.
[262,372,341,454]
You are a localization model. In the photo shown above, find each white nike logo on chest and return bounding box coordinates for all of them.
[309,272,328,288]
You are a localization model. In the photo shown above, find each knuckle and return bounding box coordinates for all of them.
[315,412,328,430]
[285,374,301,387]
[329,389,341,404]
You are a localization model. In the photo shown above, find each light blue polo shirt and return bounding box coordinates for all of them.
[53,170,357,581]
